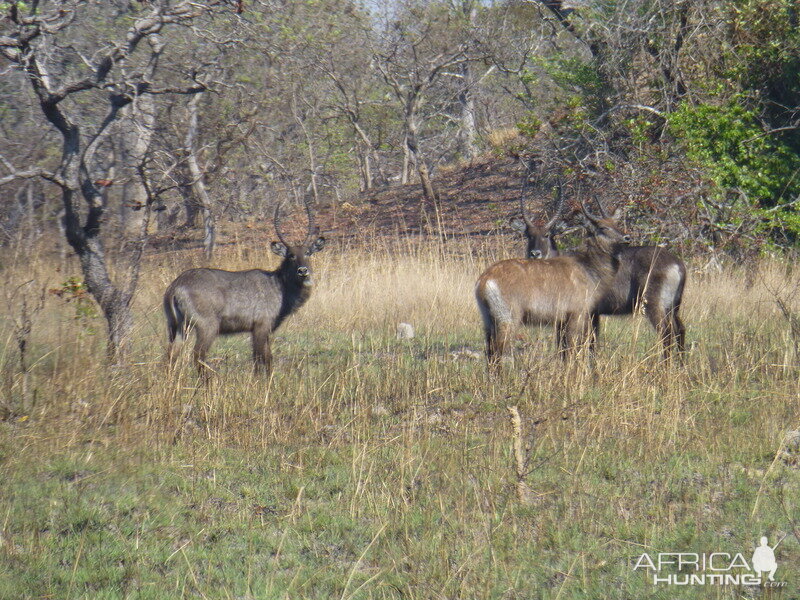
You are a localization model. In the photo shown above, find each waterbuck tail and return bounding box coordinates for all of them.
[164,293,186,344]
[476,278,514,364]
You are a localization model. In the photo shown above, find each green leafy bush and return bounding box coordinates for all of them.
[669,100,800,242]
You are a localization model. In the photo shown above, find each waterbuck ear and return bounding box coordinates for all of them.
[509,217,527,234]
[307,236,326,255]
[271,241,288,257]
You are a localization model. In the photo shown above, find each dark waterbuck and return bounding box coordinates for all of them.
[476,201,631,366]
[163,200,325,375]
[513,197,687,358]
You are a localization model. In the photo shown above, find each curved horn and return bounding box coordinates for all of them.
[303,196,318,246]
[593,195,609,218]
[580,199,602,223]
[519,160,534,226]
[545,179,567,230]
[273,201,291,247]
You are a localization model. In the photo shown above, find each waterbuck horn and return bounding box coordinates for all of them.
[593,194,609,218]
[273,200,291,248]
[303,196,319,247]
[518,161,535,226]
[545,179,567,230]
[580,199,603,223]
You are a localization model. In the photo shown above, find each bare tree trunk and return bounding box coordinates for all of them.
[63,187,134,363]
[293,92,320,203]
[354,143,371,192]
[185,93,216,261]
[118,95,156,235]
[458,59,478,160]
[401,137,411,185]
[406,112,438,203]
[177,179,199,227]
[25,182,38,247]
[458,2,479,160]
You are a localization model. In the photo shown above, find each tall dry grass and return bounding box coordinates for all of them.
[0,234,797,450]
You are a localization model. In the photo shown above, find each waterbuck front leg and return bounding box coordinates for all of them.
[555,320,568,361]
[252,324,273,374]
[561,314,595,363]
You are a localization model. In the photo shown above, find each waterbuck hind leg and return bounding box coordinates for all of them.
[167,337,184,369]
[486,320,513,369]
[252,325,273,375]
[674,311,687,354]
[193,326,217,377]
[164,295,186,369]
[645,303,682,361]
[662,309,687,360]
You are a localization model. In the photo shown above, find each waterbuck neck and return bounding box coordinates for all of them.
[574,236,623,283]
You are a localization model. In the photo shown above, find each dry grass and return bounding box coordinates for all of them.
[0,235,799,599]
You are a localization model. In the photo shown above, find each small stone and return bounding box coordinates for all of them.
[371,404,389,417]
[396,322,414,339]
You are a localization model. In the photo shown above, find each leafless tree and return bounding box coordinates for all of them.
[0,0,244,360]
[371,4,469,202]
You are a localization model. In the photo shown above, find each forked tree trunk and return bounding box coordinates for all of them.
[349,118,386,190]
[62,188,134,363]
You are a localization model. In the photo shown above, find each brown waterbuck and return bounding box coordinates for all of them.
[163,200,325,375]
[476,200,631,366]
[514,197,687,359]
[509,180,567,259]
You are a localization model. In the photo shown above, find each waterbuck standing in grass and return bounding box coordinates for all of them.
[513,197,687,359]
[163,200,325,375]
[476,200,631,366]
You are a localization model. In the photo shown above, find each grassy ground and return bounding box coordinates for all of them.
[0,236,799,599]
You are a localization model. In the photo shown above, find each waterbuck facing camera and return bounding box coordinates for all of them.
[509,179,567,259]
[476,199,631,366]
[163,200,325,375]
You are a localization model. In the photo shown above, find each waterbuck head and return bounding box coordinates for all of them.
[509,180,567,259]
[271,199,326,287]
[579,196,630,253]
